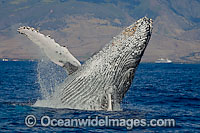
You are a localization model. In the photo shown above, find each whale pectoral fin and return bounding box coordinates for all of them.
[17,26,81,75]
[100,86,116,111]
[100,93,113,111]
[107,93,113,111]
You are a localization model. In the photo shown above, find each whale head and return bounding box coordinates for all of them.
[59,17,153,111]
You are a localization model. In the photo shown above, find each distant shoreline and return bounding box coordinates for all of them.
[0,59,199,64]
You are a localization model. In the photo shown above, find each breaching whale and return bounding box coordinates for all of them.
[18,17,153,111]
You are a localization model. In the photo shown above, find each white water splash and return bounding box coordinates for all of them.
[33,56,68,108]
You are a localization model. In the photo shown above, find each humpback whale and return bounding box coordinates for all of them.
[18,17,153,111]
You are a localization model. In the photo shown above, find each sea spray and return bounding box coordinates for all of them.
[34,55,67,107]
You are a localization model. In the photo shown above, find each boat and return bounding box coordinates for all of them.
[155,58,172,63]
[2,58,9,61]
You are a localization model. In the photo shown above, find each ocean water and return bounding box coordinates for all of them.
[0,61,199,132]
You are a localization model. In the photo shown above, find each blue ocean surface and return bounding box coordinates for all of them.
[0,61,199,132]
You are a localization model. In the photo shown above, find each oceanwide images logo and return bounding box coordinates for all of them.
[25,115,176,129]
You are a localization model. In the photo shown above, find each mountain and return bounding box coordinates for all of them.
[0,0,200,63]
